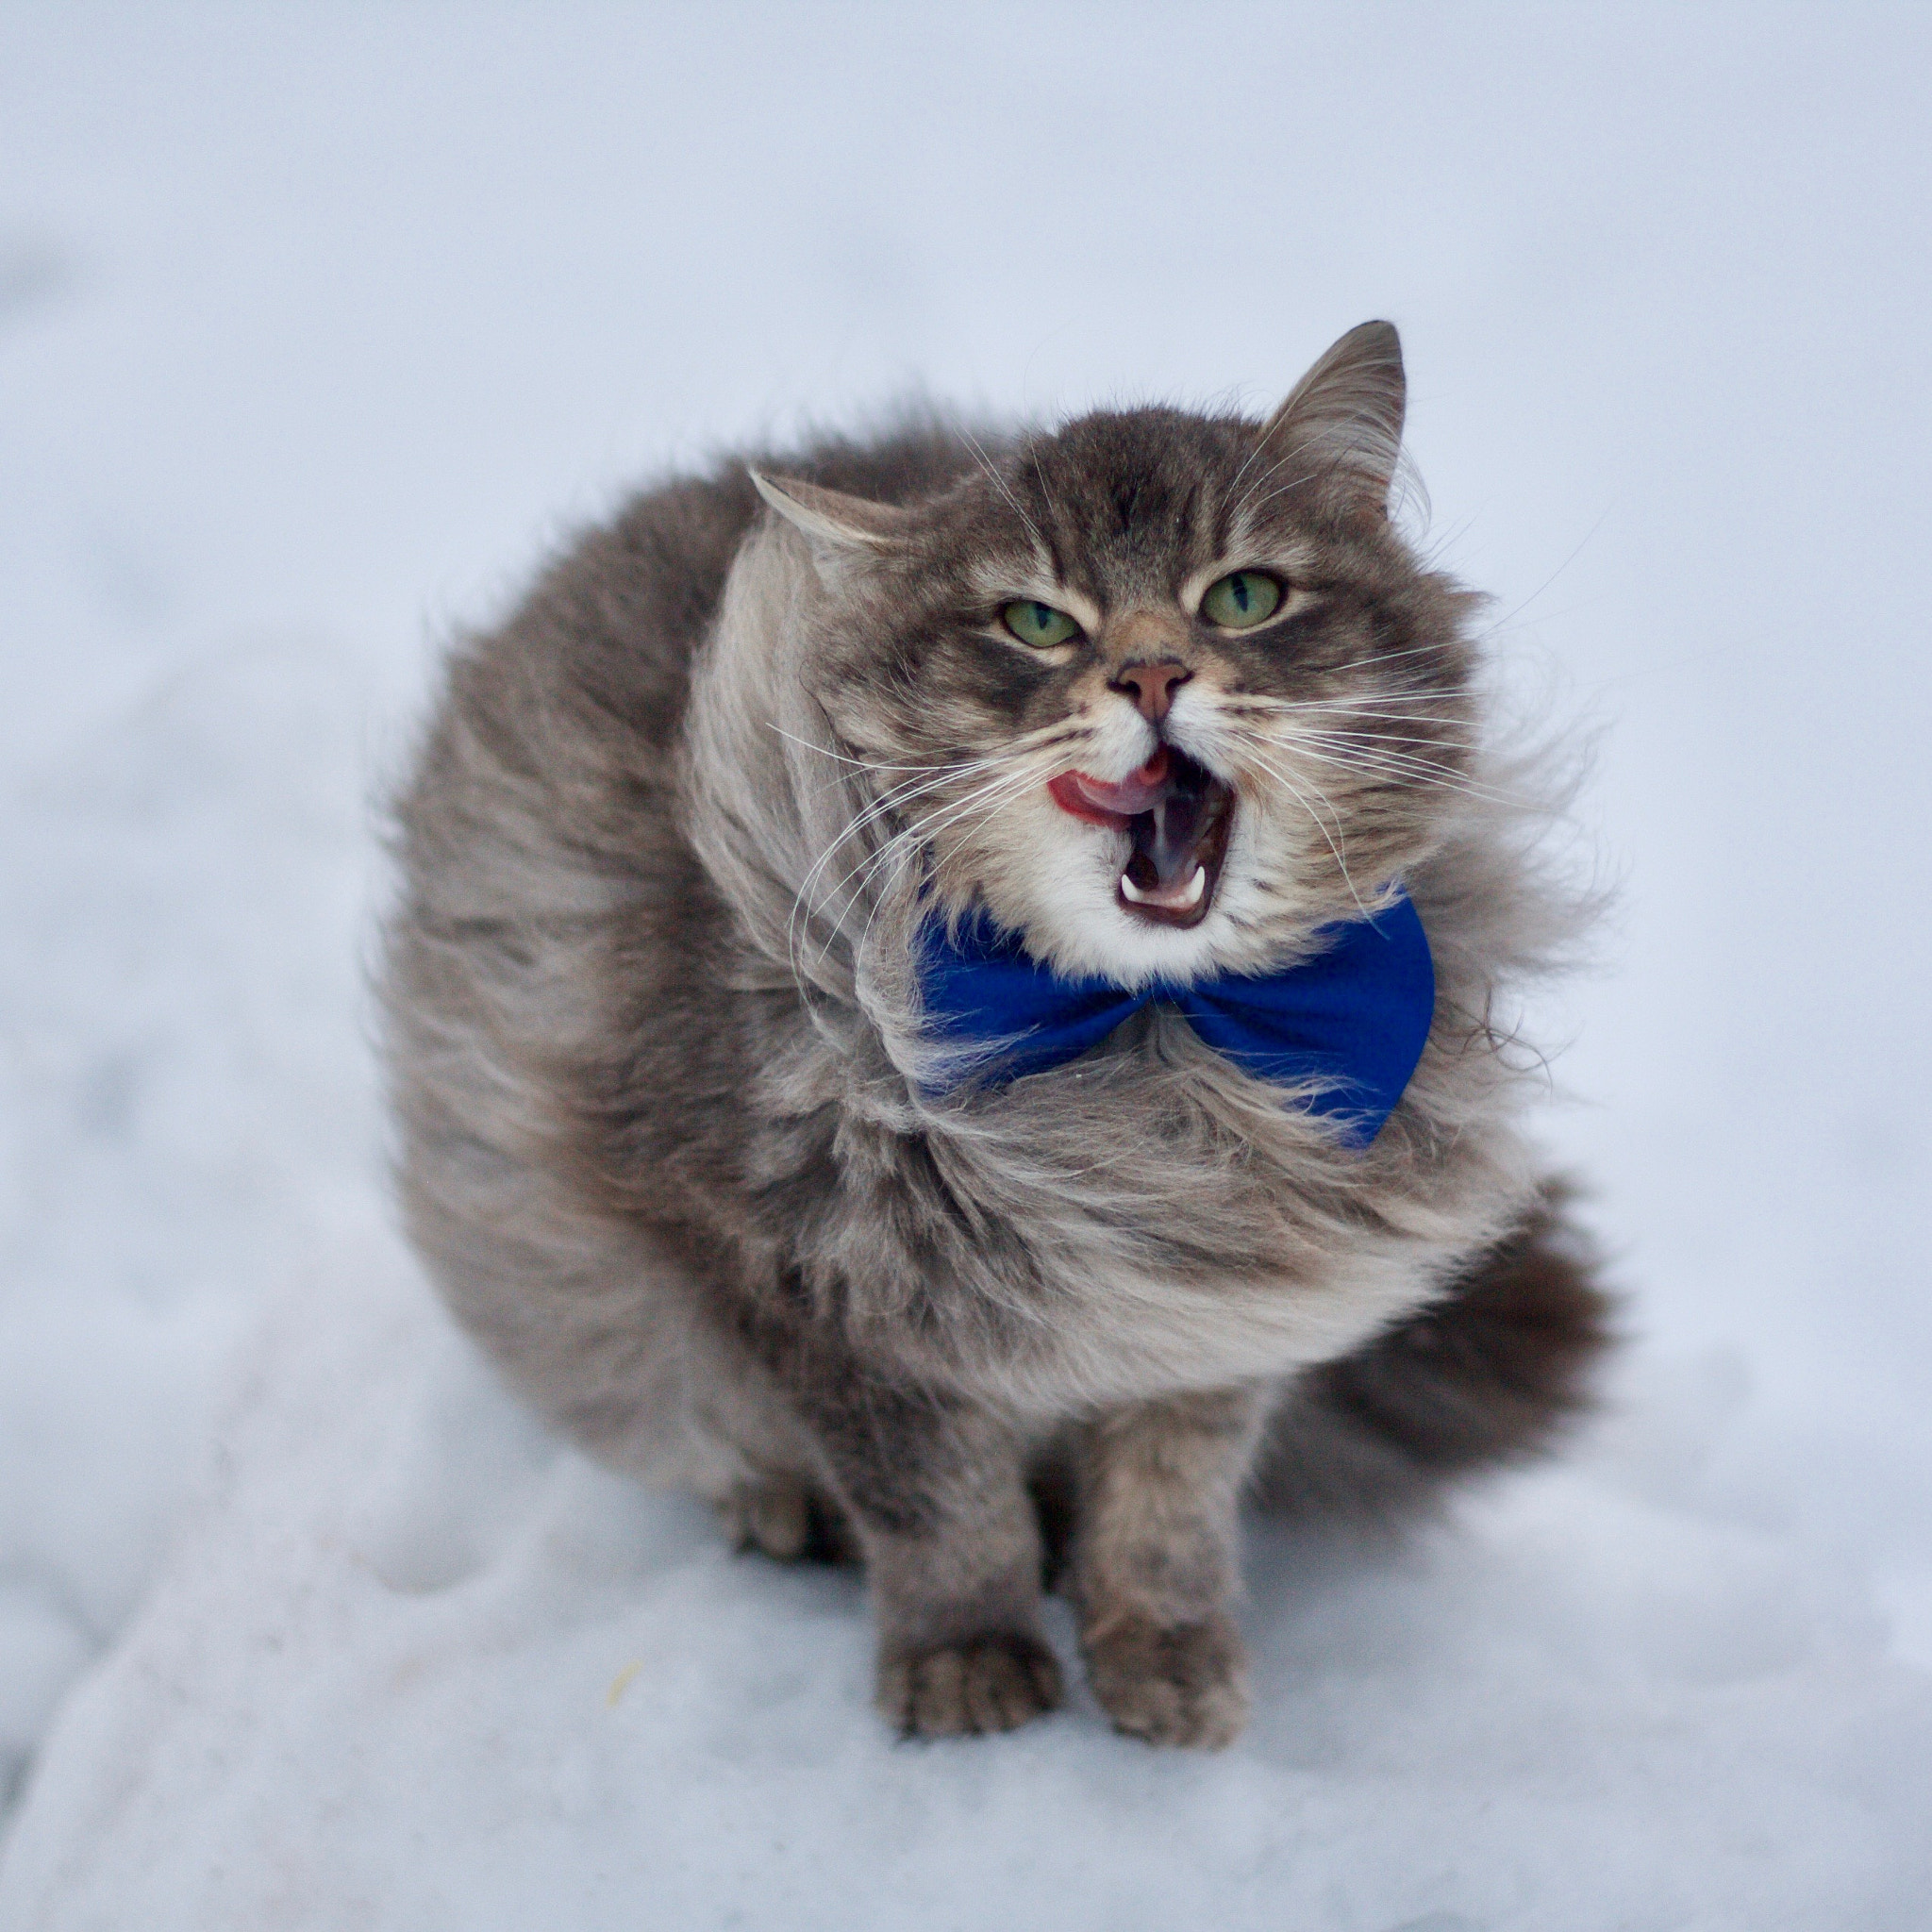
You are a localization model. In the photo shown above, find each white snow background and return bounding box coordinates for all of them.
[3,6,1930,1926]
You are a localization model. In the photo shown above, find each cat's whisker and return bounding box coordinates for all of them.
[793,772,976,964]
[1216,704,1488,772]
[897,752,1065,865]
[1222,691,1479,728]
[1214,703,1483,762]
[787,748,1041,968]
[1294,701,1482,725]
[789,763,974,966]
[851,762,1049,967]
[808,749,1066,966]
[1267,724,1480,775]
[1233,742,1374,920]
[1225,425,1334,525]
[772,719,1090,791]
[1219,417,1300,525]
[839,718,1091,841]
[1275,721,1482,768]
[959,425,1054,566]
[1229,460,1338,526]
[771,732,1011,799]
[786,719,1095,968]
[833,777,1037,972]
[1024,436,1075,562]
[927,776,1051,884]
[1218,711,1522,811]
[1234,642,1459,691]
[879,760,1050,890]
[1274,737,1527,809]
[1291,726,1484,755]
[1338,643,1473,673]
[1219,708,1481,743]
[1230,454,1336,528]
[852,739,1071,868]
[777,712,1095,771]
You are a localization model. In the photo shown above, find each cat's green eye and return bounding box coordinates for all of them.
[1200,570,1283,630]
[1001,600,1082,650]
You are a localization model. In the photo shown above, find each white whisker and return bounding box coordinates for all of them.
[958,426,1051,562]
[1269,735,1525,808]
[1236,742,1374,919]
[835,762,1049,968]
[778,715,1094,967]
[802,734,1081,970]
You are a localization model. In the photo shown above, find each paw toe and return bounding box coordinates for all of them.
[878,1631,1064,1739]
[1084,1611,1249,1750]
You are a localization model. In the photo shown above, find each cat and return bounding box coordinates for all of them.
[380,322,1612,1748]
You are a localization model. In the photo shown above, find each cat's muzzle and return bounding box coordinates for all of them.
[1047,746,1235,930]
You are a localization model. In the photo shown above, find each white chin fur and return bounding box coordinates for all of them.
[964,775,1321,991]
[965,791,1224,989]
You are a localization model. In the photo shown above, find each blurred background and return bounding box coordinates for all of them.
[2,6,1928,1925]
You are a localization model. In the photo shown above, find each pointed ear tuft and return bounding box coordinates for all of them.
[749,470,914,553]
[1260,321,1407,514]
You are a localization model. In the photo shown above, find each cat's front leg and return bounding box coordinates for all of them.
[1074,1386,1269,1749]
[788,1364,1061,1739]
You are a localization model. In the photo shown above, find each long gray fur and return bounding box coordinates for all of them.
[380,324,1613,1746]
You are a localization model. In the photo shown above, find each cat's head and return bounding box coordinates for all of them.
[754,323,1481,988]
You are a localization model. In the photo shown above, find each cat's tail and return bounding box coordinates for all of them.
[1255,1183,1617,1526]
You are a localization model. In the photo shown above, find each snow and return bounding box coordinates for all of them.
[2,5,1929,1925]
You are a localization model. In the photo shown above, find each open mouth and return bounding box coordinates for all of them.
[1047,746,1236,929]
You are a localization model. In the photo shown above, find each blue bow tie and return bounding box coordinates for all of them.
[919,892,1434,1146]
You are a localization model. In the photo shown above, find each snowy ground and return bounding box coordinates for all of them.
[2,7,1929,1926]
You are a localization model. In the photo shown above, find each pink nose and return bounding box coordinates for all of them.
[1109,660,1192,723]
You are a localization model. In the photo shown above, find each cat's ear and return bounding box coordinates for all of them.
[750,471,913,556]
[1261,321,1406,514]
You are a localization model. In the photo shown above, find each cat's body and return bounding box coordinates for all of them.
[382,325,1611,1746]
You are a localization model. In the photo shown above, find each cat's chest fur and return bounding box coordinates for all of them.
[608,867,1532,1414]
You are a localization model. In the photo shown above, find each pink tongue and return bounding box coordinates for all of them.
[1049,748,1171,822]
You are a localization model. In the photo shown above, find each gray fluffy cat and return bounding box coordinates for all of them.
[381,322,1610,1748]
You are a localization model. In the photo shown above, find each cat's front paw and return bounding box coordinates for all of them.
[1083,1609,1249,1749]
[876,1631,1064,1739]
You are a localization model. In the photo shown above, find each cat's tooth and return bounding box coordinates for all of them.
[1120,864,1208,909]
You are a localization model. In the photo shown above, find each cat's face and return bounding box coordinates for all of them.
[762,324,1480,987]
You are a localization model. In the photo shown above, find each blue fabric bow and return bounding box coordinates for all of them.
[919,892,1435,1146]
